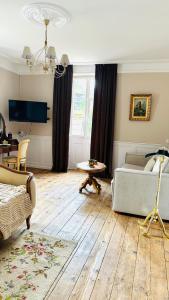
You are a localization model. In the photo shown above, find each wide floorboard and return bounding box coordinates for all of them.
[5,170,169,299]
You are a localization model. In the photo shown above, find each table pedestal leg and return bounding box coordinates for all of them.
[79,174,101,194]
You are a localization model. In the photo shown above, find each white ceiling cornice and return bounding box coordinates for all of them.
[2,55,169,75]
[118,62,169,73]
[18,61,169,75]
[0,55,21,74]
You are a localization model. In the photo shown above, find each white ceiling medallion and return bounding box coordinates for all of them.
[21,2,71,28]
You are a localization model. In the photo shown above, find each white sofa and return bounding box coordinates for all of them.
[112,153,169,220]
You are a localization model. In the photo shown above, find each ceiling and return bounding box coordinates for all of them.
[1,0,169,65]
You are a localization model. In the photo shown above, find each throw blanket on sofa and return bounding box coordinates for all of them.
[0,183,32,239]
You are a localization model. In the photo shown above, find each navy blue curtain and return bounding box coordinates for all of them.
[90,64,117,178]
[52,65,73,172]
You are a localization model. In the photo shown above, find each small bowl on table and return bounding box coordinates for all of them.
[88,159,98,168]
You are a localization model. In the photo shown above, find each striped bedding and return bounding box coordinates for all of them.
[0,183,32,239]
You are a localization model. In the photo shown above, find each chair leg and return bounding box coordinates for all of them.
[26,215,31,229]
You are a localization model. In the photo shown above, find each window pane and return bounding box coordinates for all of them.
[71,78,86,136]
[71,76,94,137]
[86,78,95,137]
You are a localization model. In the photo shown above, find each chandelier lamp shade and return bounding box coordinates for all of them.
[22,19,70,78]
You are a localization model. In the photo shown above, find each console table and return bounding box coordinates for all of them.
[0,144,18,155]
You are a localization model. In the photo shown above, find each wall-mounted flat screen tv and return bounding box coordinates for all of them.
[9,100,48,123]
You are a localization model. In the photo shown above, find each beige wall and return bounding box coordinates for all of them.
[17,75,53,136]
[1,67,169,145]
[0,71,53,136]
[20,72,169,145]
[115,72,169,144]
[0,67,19,134]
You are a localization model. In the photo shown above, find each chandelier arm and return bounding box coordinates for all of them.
[54,66,66,77]
[49,71,64,79]
[54,72,65,78]
[34,47,46,66]
[55,65,66,73]
[34,46,46,58]
[55,70,65,76]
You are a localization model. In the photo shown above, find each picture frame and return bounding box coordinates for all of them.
[129,94,152,121]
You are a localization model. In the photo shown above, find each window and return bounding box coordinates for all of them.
[70,76,95,137]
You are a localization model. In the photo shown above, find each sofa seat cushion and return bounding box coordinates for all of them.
[0,183,32,239]
[122,163,144,171]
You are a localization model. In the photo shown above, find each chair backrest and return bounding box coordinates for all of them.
[18,139,30,160]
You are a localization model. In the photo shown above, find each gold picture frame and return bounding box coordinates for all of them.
[129,94,152,121]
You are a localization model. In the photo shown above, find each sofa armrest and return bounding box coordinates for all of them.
[28,177,36,208]
[113,168,158,200]
[112,168,169,219]
[0,164,32,186]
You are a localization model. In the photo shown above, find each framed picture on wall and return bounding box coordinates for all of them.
[129,94,152,121]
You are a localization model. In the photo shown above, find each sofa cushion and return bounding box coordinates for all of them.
[144,157,156,171]
[152,159,161,172]
[122,163,144,171]
[164,161,169,173]
[152,157,169,173]
[125,153,148,167]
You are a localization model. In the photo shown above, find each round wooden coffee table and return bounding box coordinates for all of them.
[77,161,106,194]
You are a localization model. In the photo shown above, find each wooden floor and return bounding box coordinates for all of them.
[6,170,169,299]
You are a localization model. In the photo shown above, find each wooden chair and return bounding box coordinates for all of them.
[3,139,30,171]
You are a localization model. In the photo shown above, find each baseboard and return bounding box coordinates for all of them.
[27,162,52,170]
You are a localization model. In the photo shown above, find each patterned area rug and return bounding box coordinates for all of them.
[0,231,76,300]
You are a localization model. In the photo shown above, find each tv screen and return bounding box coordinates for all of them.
[9,100,48,123]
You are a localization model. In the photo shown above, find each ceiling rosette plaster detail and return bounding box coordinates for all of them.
[21,2,71,28]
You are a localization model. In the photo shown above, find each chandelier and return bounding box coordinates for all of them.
[22,18,69,78]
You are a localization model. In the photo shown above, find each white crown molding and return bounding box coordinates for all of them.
[0,55,21,74]
[2,54,169,75]
[18,62,169,76]
[118,62,169,73]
